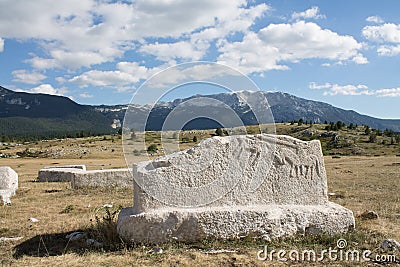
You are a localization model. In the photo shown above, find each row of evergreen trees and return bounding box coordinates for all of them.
[0,130,114,143]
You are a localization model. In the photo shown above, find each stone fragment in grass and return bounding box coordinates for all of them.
[0,166,18,205]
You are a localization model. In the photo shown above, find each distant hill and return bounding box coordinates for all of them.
[1,86,399,139]
[0,86,114,139]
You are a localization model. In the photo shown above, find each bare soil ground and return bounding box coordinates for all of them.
[0,127,399,266]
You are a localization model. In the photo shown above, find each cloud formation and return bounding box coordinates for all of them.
[363,23,400,56]
[17,84,68,96]
[69,70,138,91]
[12,70,47,85]
[218,21,366,74]
[366,16,384,24]
[291,7,326,21]
[309,82,400,97]
[0,0,267,71]
[375,88,400,97]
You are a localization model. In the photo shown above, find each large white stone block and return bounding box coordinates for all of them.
[117,134,355,243]
[37,165,132,188]
[38,167,84,182]
[71,168,133,189]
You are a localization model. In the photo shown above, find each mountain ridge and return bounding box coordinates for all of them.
[100,90,400,132]
[0,86,399,139]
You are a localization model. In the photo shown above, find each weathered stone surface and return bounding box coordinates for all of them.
[38,165,86,182]
[37,165,132,188]
[118,134,355,244]
[0,166,18,205]
[118,203,354,244]
[38,167,84,182]
[71,168,132,189]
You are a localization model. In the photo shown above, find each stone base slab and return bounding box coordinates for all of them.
[38,168,84,182]
[117,202,354,244]
[37,167,133,188]
[71,168,132,188]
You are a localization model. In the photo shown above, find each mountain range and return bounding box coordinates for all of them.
[0,86,399,139]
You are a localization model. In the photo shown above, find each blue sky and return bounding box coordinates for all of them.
[0,0,399,119]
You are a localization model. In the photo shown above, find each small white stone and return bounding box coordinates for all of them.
[0,236,23,242]
[28,218,39,223]
[153,247,163,254]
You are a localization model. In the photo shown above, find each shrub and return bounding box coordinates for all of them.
[215,128,223,136]
[147,144,158,154]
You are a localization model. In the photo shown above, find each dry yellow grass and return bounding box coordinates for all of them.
[0,128,399,266]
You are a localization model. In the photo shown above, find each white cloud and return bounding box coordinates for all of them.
[116,61,153,78]
[68,61,181,91]
[366,16,384,24]
[12,70,47,84]
[26,57,59,70]
[217,32,288,73]
[49,50,112,69]
[191,3,269,42]
[26,49,122,70]
[18,84,68,96]
[30,84,59,95]
[139,2,269,62]
[79,92,93,98]
[363,23,400,57]
[55,77,66,83]
[0,0,269,70]
[375,88,400,97]
[309,82,332,90]
[324,84,372,96]
[139,41,207,61]
[218,21,365,74]
[310,82,372,96]
[377,45,400,56]
[0,38,3,52]
[352,54,369,64]
[363,23,400,43]
[69,70,139,91]
[291,7,325,21]
[309,83,400,97]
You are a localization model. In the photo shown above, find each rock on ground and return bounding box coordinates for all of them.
[0,166,18,205]
[37,165,133,188]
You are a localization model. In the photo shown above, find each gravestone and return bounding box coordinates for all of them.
[0,166,18,205]
[38,165,86,182]
[37,165,132,188]
[71,168,132,189]
[118,134,355,244]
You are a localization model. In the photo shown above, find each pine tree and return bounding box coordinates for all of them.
[369,133,377,143]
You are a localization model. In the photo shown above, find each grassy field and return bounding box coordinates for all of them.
[0,124,399,266]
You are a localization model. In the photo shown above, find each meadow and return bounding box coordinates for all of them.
[0,123,399,266]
